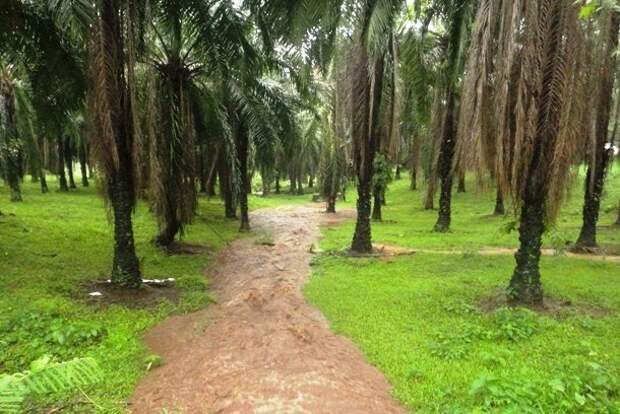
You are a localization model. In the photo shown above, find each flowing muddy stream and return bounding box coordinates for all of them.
[131,206,405,413]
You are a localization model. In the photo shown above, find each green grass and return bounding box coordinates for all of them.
[1,169,618,412]
[306,169,620,413]
[0,177,246,412]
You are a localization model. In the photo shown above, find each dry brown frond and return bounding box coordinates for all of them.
[86,25,120,188]
[460,0,592,222]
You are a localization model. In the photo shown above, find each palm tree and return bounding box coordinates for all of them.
[0,63,24,202]
[144,0,260,245]
[317,82,348,212]
[431,0,472,233]
[87,0,144,287]
[349,0,404,253]
[575,7,620,250]
[460,0,591,305]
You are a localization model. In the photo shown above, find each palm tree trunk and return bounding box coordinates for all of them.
[508,193,544,305]
[493,189,505,216]
[205,144,219,198]
[372,191,382,221]
[237,123,250,232]
[395,164,401,180]
[206,174,216,197]
[275,172,281,194]
[154,217,180,248]
[261,168,271,197]
[100,0,141,288]
[351,46,382,253]
[79,142,89,187]
[424,185,434,209]
[289,170,297,194]
[39,135,49,193]
[217,152,237,219]
[1,150,22,202]
[64,138,76,189]
[433,88,457,232]
[57,135,68,192]
[576,10,620,249]
[40,171,49,193]
[198,146,207,193]
[0,84,22,202]
[109,172,141,287]
[576,165,606,248]
[296,168,304,195]
[410,167,417,190]
[326,196,336,213]
[457,172,466,193]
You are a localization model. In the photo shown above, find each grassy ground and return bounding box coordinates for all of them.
[1,169,618,412]
[305,169,620,413]
[0,177,258,412]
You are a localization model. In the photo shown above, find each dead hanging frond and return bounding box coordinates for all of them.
[381,31,402,161]
[86,25,119,191]
[455,0,498,186]
[126,1,144,193]
[348,35,372,183]
[459,0,591,222]
[422,86,444,208]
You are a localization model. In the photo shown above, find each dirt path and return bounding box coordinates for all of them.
[373,244,620,263]
[131,206,405,414]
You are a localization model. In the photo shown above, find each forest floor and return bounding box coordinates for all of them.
[130,205,405,413]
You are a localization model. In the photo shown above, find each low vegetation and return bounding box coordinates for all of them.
[0,178,241,412]
[306,173,620,413]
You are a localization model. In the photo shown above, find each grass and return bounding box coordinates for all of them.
[305,169,620,413]
[0,177,250,412]
[1,168,618,412]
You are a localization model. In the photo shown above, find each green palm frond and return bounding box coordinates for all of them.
[0,356,103,414]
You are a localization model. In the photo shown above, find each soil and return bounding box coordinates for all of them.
[82,281,181,309]
[369,245,620,263]
[130,206,404,414]
[478,290,611,318]
[165,241,214,255]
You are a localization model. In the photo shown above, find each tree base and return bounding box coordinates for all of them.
[110,271,142,289]
[574,238,597,249]
[507,281,543,306]
[433,219,450,233]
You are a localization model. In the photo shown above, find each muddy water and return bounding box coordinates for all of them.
[131,206,405,414]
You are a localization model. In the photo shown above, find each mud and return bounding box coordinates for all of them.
[130,206,404,414]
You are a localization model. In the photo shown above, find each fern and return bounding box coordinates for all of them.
[0,356,103,413]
